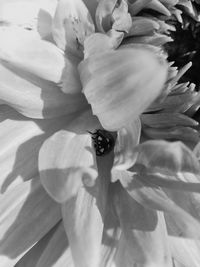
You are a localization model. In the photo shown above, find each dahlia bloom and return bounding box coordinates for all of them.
[1,1,200,267]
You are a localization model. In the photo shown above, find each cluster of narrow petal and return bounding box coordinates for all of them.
[1,1,200,267]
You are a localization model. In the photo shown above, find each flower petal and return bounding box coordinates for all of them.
[168,237,200,267]
[0,178,61,267]
[0,0,57,38]
[0,27,65,83]
[79,47,168,131]
[62,190,101,267]
[100,185,121,267]
[143,126,200,144]
[112,118,141,173]
[36,223,74,267]
[111,0,132,33]
[83,33,116,58]
[0,61,87,118]
[52,0,95,55]
[113,183,172,266]
[0,105,74,193]
[95,0,117,32]
[39,130,98,203]
[163,186,200,236]
[141,113,198,128]
[61,169,110,267]
[135,140,200,177]
[15,223,62,267]
[61,54,82,94]
[60,143,113,267]
[118,170,200,239]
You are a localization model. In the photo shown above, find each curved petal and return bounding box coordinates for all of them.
[134,140,200,178]
[112,118,141,174]
[113,183,172,267]
[115,184,172,267]
[0,61,87,118]
[61,149,113,267]
[0,178,61,267]
[52,0,95,55]
[37,0,58,39]
[111,0,132,33]
[83,33,116,58]
[0,105,75,193]
[117,170,200,239]
[143,126,200,144]
[141,113,198,128]
[61,54,82,94]
[79,47,168,131]
[61,181,105,267]
[0,27,65,83]
[95,0,118,32]
[163,186,200,239]
[39,130,98,203]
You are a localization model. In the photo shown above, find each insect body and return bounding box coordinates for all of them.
[89,129,115,156]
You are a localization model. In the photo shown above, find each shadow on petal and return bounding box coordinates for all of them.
[0,61,87,119]
[0,178,61,266]
[0,105,75,193]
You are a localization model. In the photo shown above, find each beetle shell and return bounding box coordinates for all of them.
[90,129,115,156]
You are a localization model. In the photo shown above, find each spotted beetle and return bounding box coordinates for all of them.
[88,129,115,156]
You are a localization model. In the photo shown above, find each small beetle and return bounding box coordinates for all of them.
[88,129,115,156]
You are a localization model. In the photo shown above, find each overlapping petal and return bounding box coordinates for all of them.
[134,140,200,178]
[0,27,65,83]
[112,118,141,173]
[0,178,61,267]
[79,47,168,131]
[62,184,104,267]
[0,60,87,118]
[16,222,74,267]
[39,131,97,203]
[39,110,101,203]
[168,237,200,267]
[61,152,113,267]
[95,0,118,32]
[52,0,95,55]
[0,105,76,193]
[113,183,172,267]
[118,170,200,239]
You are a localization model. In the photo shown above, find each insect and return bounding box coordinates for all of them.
[88,129,115,156]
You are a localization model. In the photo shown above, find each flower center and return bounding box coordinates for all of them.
[89,129,115,156]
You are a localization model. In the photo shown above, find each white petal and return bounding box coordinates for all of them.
[0,105,74,193]
[62,184,105,267]
[119,170,200,239]
[0,27,65,83]
[36,223,74,267]
[52,0,94,54]
[0,61,87,118]
[113,183,172,266]
[112,118,141,173]
[79,47,168,131]
[0,178,61,267]
[39,130,98,203]
[168,237,200,267]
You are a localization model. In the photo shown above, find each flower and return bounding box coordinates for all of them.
[1,1,200,267]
